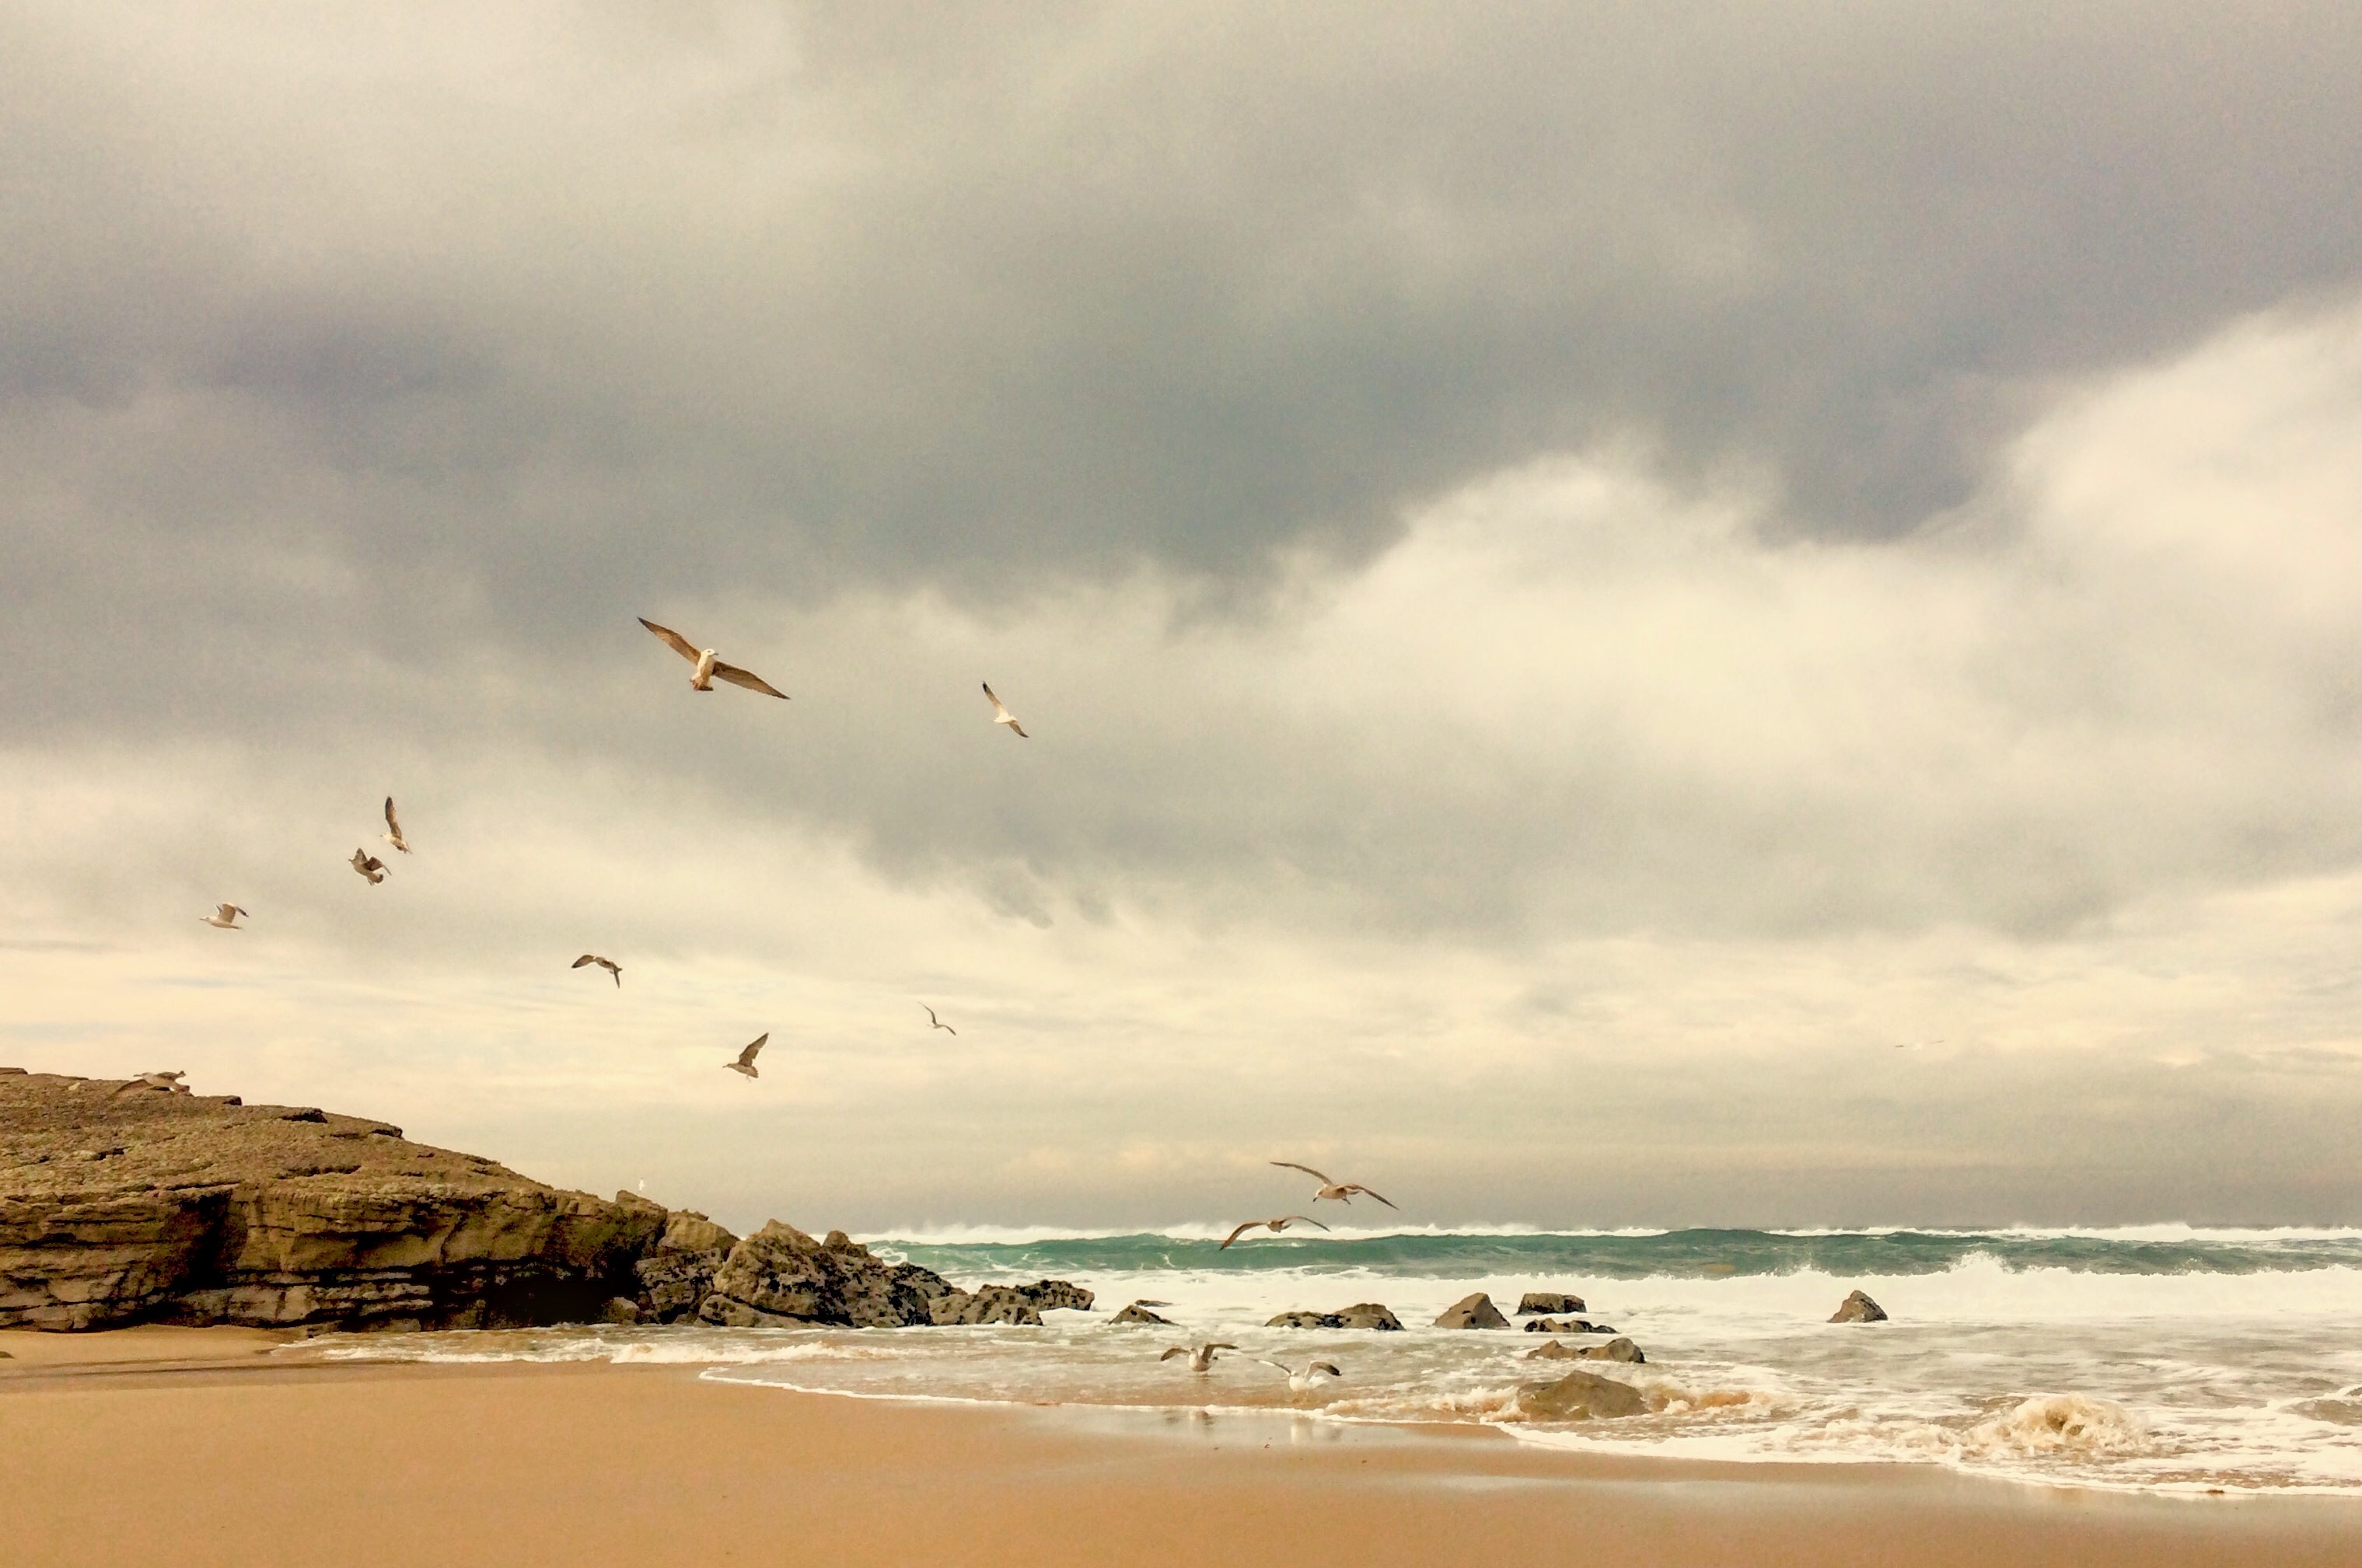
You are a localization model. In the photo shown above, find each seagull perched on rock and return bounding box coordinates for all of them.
[573,954,623,987]
[114,1070,189,1096]
[1271,1161,1398,1209]
[382,798,411,854]
[1158,1343,1239,1373]
[350,849,388,885]
[923,1006,956,1036]
[724,1034,768,1079]
[1260,1358,1344,1395]
[200,904,248,930]
[1220,1214,1330,1249]
[639,618,788,699]
[981,683,1028,738]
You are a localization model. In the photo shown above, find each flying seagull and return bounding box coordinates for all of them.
[639,618,788,699]
[1259,1358,1344,1395]
[383,798,411,854]
[573,954,623,987]
[724,1033,769,1079]
[350,849,388,885]
[923,1005,956,1036]
[1158,1343,1239,1373]
[981,683,1028,738]
[114,1070,189,1096]
[200,904,248,930]
[1271,1161,1398,1209]
[1220,1214,1330,1249]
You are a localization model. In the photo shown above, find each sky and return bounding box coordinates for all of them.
[5,2,2362,1233]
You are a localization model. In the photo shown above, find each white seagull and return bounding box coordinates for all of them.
[923,1006,956,1036]
[1158,1343,1239,1373]
[1260,1358,1344,1395]
[1271,1161,1398,1209]
[350,849,388,885]
[573,954,623,987]
[383,798,411,854]
[1220,1214,1330,1250]
[981,683,1028,738]
[639,618,789,699]
[724,1034,768,1079]
[200,904,248,930]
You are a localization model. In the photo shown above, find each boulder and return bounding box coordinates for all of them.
[600,1296,642,1325]
[1519,1367,1646,1421]
[631,1209,741,1323]
[1524,1335,1644,1364]
[927,1284,1044,1326]
[1266,1303,1405,1331]
[1110,1302,1172,1325]
[1522,1317,1593,1334]
[1829,1289,1889,1323]
[1525,1339,1579,1360]
[2,1070,666,1332]
[699,1222,938,1329]
[1517,1291,1586,1315]
[1015,1279,1094,1312]
[1432,1292,1509,1329]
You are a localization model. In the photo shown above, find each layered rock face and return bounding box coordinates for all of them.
[2,1072,662,1331]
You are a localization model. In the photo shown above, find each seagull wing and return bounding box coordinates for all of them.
[1347,1186,1398,1210]
[1312,1363,1343,1378]
[1006,719,1027,738]
[981,683,1009,718]
[384,798,408,847]
[1158,1346,1189,1361]
[573,955,597,968]
[639,618,702,664]
[711,662,789,699]
[1271,1161,1335,1185]
[735,1033,768,1068]
[1283,1215,1331,1231]
[1207,1343,1239,1353]
[1220,1221,1257,1250]
[215,904,239,921]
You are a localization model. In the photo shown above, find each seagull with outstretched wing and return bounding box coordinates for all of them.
[924,1006,956,1036]
[725,1033,769,1079]
[383,797,411,854]
[1220,1214,1330,1249]
[200,903,248,930]
[640,617,789,699]
[351,849,388,885]
[981,683,1027,738]
[1271,1161,1398,1209]
[574,954,622,987]
[1158,1343,1239,1372]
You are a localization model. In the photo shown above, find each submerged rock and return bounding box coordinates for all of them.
[1524,1336,1645,1364]
[1517,1291,1586,1315]
[1110,1302,1172,1325]
[1522,1317,1594,1334]
[1267,1302,1405,1331]
[1829,1289,1889,1323]
[1519,1367,1646,1420]
[1433,1292,1509,1329]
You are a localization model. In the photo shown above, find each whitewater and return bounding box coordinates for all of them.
[309,1226,2362,1496]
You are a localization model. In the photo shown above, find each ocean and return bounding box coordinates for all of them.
[311,1224,2362,1495]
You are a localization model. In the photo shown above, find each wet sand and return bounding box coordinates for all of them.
[5,1328,2360,1567]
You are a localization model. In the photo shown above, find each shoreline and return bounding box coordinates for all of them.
[8,1329,2362,1567]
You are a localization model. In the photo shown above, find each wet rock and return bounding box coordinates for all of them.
[1829,1289,1889,1323]
[1111,1302,1172,1325]
[1433,1292,1509,1329]
[1520,1367,1646,1420]
[600,1297,641,1325]
[1524,1335,1645,1364]
[1517,1291,1586,1315]
[1015,1279,1095,1312]
[1522,1317,1594,1334]
[701,1222,938,1329]
[927,1284,1044,1325]
[632,1209,740,1324]
[1267,1302,1405,1331]
[1525,1339,1580,1360]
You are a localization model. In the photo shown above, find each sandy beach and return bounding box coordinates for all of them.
[5,1329,2359,1568]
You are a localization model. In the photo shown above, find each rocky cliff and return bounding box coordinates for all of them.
[2,1069,1088,1336]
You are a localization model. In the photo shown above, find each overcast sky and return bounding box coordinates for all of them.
[6,2,2362,1232]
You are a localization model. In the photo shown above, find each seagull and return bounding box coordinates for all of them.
[383,797,411,854]
[114,1070,189,1096]
[200,904,248,930]
[1158,1343,1239,1373]
[1220,1215,1330,1249]
[923,1006,956,1036]
[981,683,1028,738]
[639,618,788,699]
[1271,1161,1398,1209]
[1259,1358,1344,1395]
[574,954,623,987]
[1895,1039,1945,1049]
[350,849,388,885]
[724,1034,768,1079]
